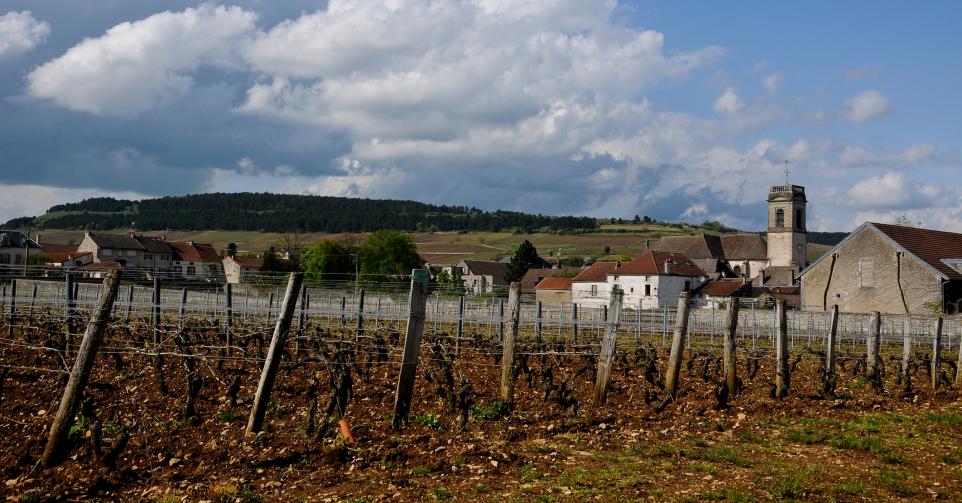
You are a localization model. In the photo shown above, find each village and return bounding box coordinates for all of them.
[4,182,961,318]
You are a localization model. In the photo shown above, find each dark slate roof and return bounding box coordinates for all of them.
[720,234,768,261]
[86,232,143,250]
[136,235,174,254]
[0,230,41,249]
[461,260,509,278]
[615,251,706,277]
[650,234,726,260]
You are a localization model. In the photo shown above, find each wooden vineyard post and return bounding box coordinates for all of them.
[224,283,233,353]
[866,311,882,393]
[900,316,913,393]
[124,284,133,323]
[593,287,624,407]
[535,301,543,345]
[7,279,16,339]
[498,299,505,342]
[500,282,522,405]
[664,293,691,399]
[932,316,943,391]
[393,270,429,428]
[247,272,304,435]
[179,288,188,322]
[339,296,346,328]
[42,269,121,467]
[64,273,75,353]
[774,299,789,399]
[723,299,739,398]
[356,289,365,338]
[296,285,306,358]
[456,296,465,355]
[825,305,839,396]
[152,278,161,346]
[956,327,962,388]
[267,290,275,322]
[29,283,38,320]
[571,303,579,345]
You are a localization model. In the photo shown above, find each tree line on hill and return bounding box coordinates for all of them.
[3,193,597,233]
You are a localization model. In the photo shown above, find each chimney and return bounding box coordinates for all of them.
[664,258,674,275]
[645,239,651,249]
[35,233,41,245]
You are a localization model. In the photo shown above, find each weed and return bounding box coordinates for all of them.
[735,431,768,444]
[690,462,718,474]
[833,478,865,496]
[469,400,510,420]
[700,489,753,502]
[430,488,452,501]
[211,483,261,503]
[784,427,825,445]
[411,413,444,431]
[411,466,431,476]
[217,410,239,422]
[473,483,488,493]
[68,412,88,440]
[520,463,538,482]
[19,492,41,503]
[925,413,962,425]
[697,447,750,467]
[154,495,179,503]
[941,450,962,464]
[878,469,917,496]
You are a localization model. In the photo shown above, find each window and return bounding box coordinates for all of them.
[144,253,152,261]
[591,284,598,296]
[684,280,691,291]
[127,250,136,257]
[644,284,651,296]
[775,208,785,227]
[14,254,22,264]
[0,254,8,264]
[186,265,196,276]
[102,248,112,257]
[858,258,875,288]
[795,209,803,229]
[161,254,170,261]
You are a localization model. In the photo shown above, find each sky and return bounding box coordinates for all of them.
[0,1,960,231]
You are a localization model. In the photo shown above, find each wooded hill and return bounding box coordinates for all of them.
[3,193,598,233]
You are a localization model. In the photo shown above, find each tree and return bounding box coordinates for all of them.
[603,245,611,255]
[358,230,423,280]
[226,242,237,257]
[505,239,541,283]
[301,239,357,282]
[261,246,286,272]
[893,214,921,228]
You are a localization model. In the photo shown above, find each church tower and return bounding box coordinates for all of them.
[767,184,807,269]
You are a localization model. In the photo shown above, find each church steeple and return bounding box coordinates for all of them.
[767,184,807,269]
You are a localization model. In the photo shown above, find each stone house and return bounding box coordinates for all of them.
[77,231,174,278]
[457,260,508,294]
[691,278,752,309]
[520,267,581,294]
[169,241,222,281]
[535,277,572,307]
[799,222,962,315]
[720,234,769,280]
[649,234,731,279]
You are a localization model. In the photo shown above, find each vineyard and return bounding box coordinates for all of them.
[1,271,961,502]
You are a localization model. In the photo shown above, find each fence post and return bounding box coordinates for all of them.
[723,300,739,398]
[124,284,133,323]
[572,303,579,345]
[457,296,464,355]
[593,286,624,407]
[179,288,188,323]
[7,279,16,339]
[356,289,365,338]
[393,270,429,428]
[500,282,521,405]
[224,283,233,353]
[664,293,691,399]
[774,299,789,399]
[535,300,543,345]
[867,311,882,393]
[900,316,912,393]
[247,273,304,435]
[41,269,121,467]
[825,305,839,396]
[339,296,346,328]
[64,273,75,355]
[933,317,943,391]
[498,299,505,342]
[956,326,962,388]
[151,277,162,346]
[29,283,37,319]
[267,290,275,322]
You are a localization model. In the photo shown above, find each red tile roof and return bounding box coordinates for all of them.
[169,241,221,263]
[695,279,752,297]
[230,256,264,269]
[572,262,619,282]
[614,251,705,277]
[872,222,962,281]
[536,277,572,290]
[520,267,580,292]
[41,243,80,254]
[46,251,91,263]
[77,261,121,271]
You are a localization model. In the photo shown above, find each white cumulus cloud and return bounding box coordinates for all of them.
[0,11,50,60]
[713,87,742,114]
[844,89,891,123]
[27,4,256,115]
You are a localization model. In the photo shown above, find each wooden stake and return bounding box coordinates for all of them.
[392,270,429,428]
[535,300,543,344]
[593,286,624,407]
[664,293,691,399]
[867,311,882,393]
[247,273,304,435]
[723,299,739,398]
[356,289,365,338]
[42,269,121,467]
[901,316,912,393]
[7,279,16,339]
[224,283,233,352]
[572,303,579,345]
[825,305,839,396]
[774,299,789,399]
[933,316,943,391]
[500,282,521,405]
[456,296,464,355]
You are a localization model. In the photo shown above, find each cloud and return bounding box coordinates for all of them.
[0,184,146,224]
[713,87,742,114]
[836,171,950,211]
[839,143,939,168]
[0,11,49,60]
[762,72,783,94]
[844,89,891,123]
[27,4,256,115]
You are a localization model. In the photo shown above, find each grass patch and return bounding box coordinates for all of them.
[735,431,769,445]
[784,427,826,445]
[411,466,431,476]
[878,469,917,496]
[430,488,452,501]
[697,447,751,467]
[520,463,538,482]
[210,483,260,503]
[833,478,865,496]
[700,488,753,502]
[690,462,718,474]
[925,413,962,425]
[217,410,240,422]
[941,449,962,464]
[469,400,510,420]
[411,413,444,431]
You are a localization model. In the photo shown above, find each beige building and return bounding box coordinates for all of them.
[535,277,572,307]
[799,222,962,315]
[77,231,174,278]
[223,256,265,284]
[457,260,508,294]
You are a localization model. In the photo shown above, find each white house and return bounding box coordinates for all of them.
[609,251,708,309]
[571,262,619,308]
